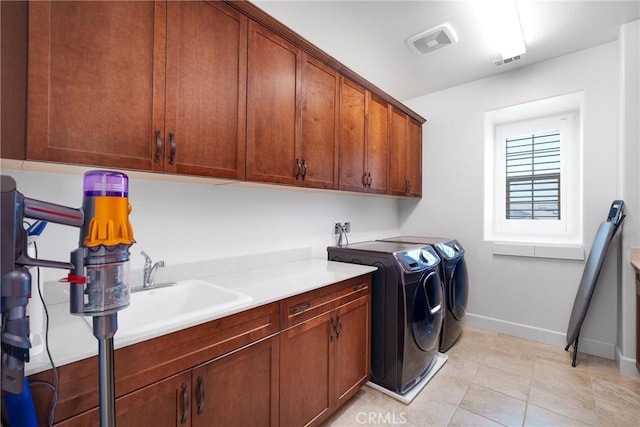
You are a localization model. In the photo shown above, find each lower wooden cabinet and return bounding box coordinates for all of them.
[30,276,371,426]
[56,371,192,427]
[192,335,279,427]
[280,276,371,427]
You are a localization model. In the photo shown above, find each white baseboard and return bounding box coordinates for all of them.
[616,346,640,379]
[463,313,616,360]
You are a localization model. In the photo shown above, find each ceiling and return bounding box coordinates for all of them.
[252,0,640,101]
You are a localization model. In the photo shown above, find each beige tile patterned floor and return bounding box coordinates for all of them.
[323,326,640,426]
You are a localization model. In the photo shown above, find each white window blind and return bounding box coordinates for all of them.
[505,130,561,220]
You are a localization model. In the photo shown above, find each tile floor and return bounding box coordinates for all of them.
[324,326,640,426]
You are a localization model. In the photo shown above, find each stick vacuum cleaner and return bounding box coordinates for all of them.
[1,170,135,426]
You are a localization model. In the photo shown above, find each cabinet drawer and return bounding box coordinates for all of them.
[281,275,371,328]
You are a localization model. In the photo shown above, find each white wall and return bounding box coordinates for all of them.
[400,42,623,359]
[617,19,640,376]
[1,166,401,283]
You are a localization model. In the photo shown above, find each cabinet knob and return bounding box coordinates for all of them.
[196,375,205,415]
[169,132,177,165]
[180,383,189,425]
[295,158,301,179]
[353,283,367,292]
[154,130,162,163]
[290,302,311,314]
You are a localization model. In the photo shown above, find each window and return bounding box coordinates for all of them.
[505,130,561,220]
[484,92,583,247]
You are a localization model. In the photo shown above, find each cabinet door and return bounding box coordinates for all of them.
[27,1,166,171]
[333,296,371,408]
[247,21,301,185]
[165,1,247,179]
[56,371,192,427]
[191,335,279,427]
[339,79,367,192]
[300,54,339,189]
[407,118,423,197]
[280,312,333,427]
[389,108,409,196]
[366,93,389,194]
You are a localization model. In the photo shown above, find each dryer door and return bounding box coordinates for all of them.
[449,257,469,321]
[411,271,444,352]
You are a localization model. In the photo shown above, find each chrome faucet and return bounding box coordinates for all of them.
[141,251,166,289]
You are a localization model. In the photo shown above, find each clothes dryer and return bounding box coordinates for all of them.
[380,237,468,352]
[328,241,443,395]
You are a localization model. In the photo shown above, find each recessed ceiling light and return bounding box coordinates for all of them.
[473,0,526,60]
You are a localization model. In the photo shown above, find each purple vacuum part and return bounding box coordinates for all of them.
[83,170,128,197]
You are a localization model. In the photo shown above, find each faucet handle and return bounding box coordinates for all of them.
[141,251,152,267]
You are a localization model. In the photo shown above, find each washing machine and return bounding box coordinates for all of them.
[380,237,468,352]
[327,241,443,395]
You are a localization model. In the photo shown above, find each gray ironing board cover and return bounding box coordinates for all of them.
[566,201,625,346]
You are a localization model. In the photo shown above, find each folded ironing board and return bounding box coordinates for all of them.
[565,200,625,367]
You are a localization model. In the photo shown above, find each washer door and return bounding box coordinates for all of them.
[449,257,469,321]
[411,271,444,352]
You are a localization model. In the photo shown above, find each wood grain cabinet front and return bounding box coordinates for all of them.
[55,371,192,427]
[338,79,390,194]
[54,336,280,427]
[26,1,247,180]
[389,107,423,197]
[247,21,339,189]
[279,276,371,427]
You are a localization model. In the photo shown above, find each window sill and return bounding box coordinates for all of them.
[492,242,584,260]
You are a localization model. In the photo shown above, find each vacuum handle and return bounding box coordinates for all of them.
[23,197,83,227]
[16,197,81,270]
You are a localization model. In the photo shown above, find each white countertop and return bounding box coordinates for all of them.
[26,259,376,376]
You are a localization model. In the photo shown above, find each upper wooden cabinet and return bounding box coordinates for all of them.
[164,1,247,179]
[246,21,300,186]
[20,0,422,196]
[247,21,338,189]
[365,92,390,194]
[406,117,423,197]
[389,107,422,197]
[27,1,247,179]
[339,79,367,192]
[339,79,389,194]
[27,1,165,171]
[300,54,339,189]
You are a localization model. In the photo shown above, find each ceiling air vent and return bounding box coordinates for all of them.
[493,54,523,67]
[407,23,457,55]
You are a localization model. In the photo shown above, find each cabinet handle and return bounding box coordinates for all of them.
[154,130,163,163]
[336,315,342,338]
[196,375,205,415]
[301,159,308,180]
[367,172,372,188]
[362,172,368,188]
[353,283,367,292]
[169,132,177,165]
[295,158,301,179]
[180,383,189,425]
[407,180,412,193]
[290,302,311,314]
[330,317,336,342]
